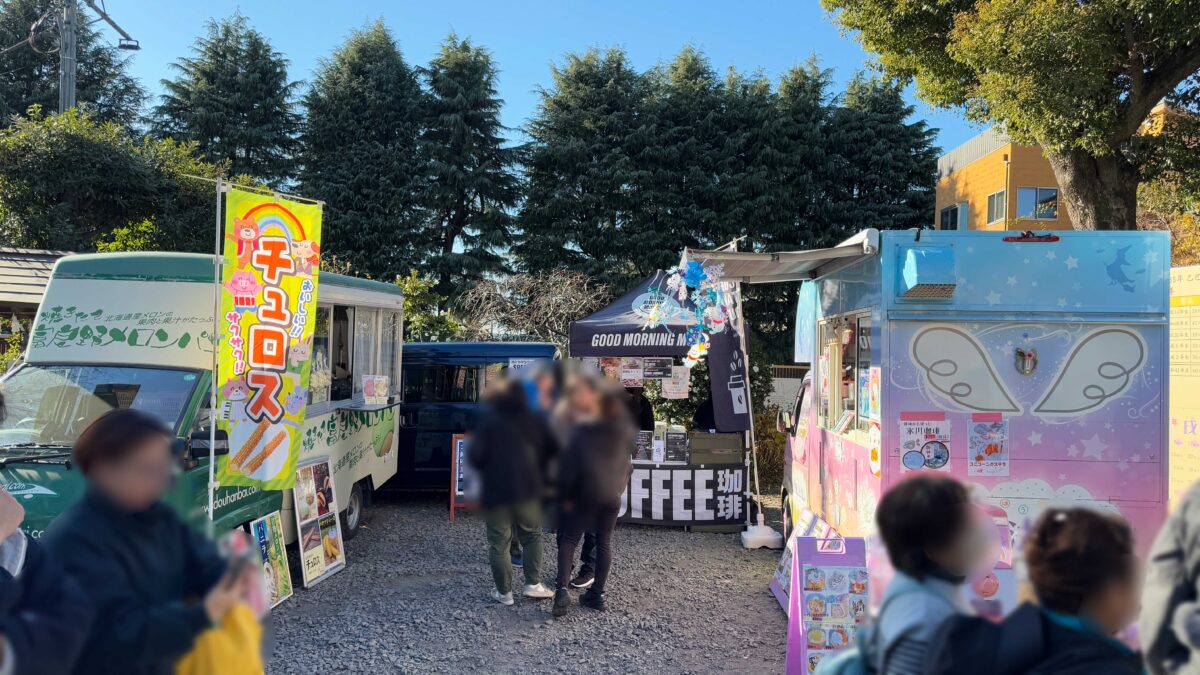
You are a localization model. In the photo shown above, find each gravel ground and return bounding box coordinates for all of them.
[269,492,788,674]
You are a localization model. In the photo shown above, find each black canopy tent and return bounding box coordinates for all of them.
[569,270,696,358]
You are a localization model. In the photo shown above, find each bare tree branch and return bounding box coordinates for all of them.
[455,270,611,348]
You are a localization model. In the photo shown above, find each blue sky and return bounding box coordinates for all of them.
[93,0,983,152]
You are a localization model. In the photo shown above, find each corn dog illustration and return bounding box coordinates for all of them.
[243,430,288,476]
[231,419,270,470]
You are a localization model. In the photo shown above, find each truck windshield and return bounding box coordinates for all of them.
[0,365,198,448]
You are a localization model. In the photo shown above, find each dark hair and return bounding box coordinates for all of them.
[876,475,971,579]
[72,409,173,475]
[1026,508,1134,614]
[0,391,5,424]
[599,381,634,423]
[485,378,528,414]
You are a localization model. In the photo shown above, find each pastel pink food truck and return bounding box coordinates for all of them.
[694,228,1170,569]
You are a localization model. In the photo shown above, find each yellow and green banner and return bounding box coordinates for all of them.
[216,187,323,489]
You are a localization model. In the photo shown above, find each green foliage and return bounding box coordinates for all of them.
[300,21,425,282]
[418,35,521,300]
[396,271,465,342]
[518,47,937,363]
[823,0,1200,229]
[0,108,222,252]
[0,0,144,128]
[151,14,300,186]
[0,336,21,374]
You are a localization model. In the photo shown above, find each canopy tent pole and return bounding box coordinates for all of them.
[207,178,223,535]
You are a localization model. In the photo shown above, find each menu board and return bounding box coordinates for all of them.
[643,357,674,379]
[1172,266,1200,508]
[249,511,293,608]
[784,537,867,675]
[293,457,346,587]
[633,431,653,461]
[449,433,479,521]
[664,431,689,464]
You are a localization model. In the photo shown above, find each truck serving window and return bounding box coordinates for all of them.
[0,365,197,447]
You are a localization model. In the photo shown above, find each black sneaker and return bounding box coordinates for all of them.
[579,589,607,611]
[552,588,571,617]
[569,572,595,589]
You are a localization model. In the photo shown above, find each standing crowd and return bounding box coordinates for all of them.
[466,363,639,617]
[11,364,1200,674]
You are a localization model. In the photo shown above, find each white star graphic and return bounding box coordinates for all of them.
[1116,460,1130,472]
[1144,250,1159,266]
[1023,258,1030,265]
[1064,256,1078,270]
[1082,434,1108,459]
[1056,298,1067,307]
[967,246,975,253]
[1072,282,1082,291]
[1058,473,1067,481]
[986,291,1002,305]
[1007,276,1018,287]
[1027,431,1043,446]
[1132,454,1142,462]
[1045,251,1057,261]
[1104,422,1113,431]
[1031,281,1038,287]
[1067,444,1080,457]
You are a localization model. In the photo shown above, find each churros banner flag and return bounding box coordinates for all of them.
[216,188,323,489]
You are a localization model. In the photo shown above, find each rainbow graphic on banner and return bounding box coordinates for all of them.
[216,188,323,490]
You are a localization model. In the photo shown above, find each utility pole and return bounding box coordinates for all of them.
[57,0,77,113]
[55,0,140,114]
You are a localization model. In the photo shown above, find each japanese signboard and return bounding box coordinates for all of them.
[249,511,293,608]
[293,458,345,587]
[1171,265,1200,507]
[618,463,746,525]
[968,413,1010,477]
[785,537,868,675]
[216,188,323,489]
[899,412,952,472]
[449,433,478,521]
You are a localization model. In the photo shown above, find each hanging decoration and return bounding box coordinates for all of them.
[654,260,732,368]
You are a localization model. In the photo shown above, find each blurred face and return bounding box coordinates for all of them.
[926,505,992,578]
[535,373,556,411]
[89,434,176,511]
[1085,563,1142,634]
[567,379,600,419]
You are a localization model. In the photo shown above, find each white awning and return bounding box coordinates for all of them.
[683,229,880,284]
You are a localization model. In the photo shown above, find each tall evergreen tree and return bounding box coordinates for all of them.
[151,15,300,185]
[300,21,424,281]
[0,0,144,127]
[825,75,938,235]
[418,34,520,300]
[517,48,648,289]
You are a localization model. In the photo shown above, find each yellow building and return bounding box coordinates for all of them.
[935,128,1072,231]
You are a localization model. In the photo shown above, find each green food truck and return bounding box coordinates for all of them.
[0,252,403,542]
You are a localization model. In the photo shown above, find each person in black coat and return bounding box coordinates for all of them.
[925,507,1143,675]
[43,409,249,675]
[625,387,655,431]
[553,379,635,616]
[468,379,558,605]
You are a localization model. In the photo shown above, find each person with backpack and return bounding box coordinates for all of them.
[817,475,986,675]
[925,507,1143,675]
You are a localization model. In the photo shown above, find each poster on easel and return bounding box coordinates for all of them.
[785,537,867,675]
[249,511,293,608]
[293,457,345,588]
[449,433,478,521]
[769,508,840,612]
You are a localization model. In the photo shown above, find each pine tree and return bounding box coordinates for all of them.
[517,47,648,290]
[418,34,520,300]
[151,15,300,185]
[825,75,938,235]
[0,0,144,127]
[300,21,424,281]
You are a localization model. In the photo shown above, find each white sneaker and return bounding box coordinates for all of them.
[523,583,554,599]
[492,590,514,606]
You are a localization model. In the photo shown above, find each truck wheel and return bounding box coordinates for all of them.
[782,492,793,541]
[340,482,365,541]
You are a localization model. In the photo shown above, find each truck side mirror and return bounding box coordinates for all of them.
[190,428,230,459]
[776,410,793,435]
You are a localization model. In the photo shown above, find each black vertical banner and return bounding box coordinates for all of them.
[708,327,750,433]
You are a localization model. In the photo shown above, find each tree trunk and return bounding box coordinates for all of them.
[1045,148,1139,231]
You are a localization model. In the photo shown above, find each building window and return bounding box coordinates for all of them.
[940,205,959,230]
[987,190,1006,224]
[1017,187,1058,220]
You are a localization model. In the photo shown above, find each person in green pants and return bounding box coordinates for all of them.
[468,379,558,604]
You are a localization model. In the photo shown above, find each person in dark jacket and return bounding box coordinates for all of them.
[1142,483,1200,674]
[0,393,94,675]
[43,409,249,675]
[467,379,557,605]
[925,507,1142,675]
[625,387,655,431]
[553,379,635,616]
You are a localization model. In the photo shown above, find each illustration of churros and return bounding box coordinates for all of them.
[243,430,288,476]
[231,419,270,470]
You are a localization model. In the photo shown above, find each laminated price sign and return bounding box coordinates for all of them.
[216,188,323,489]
